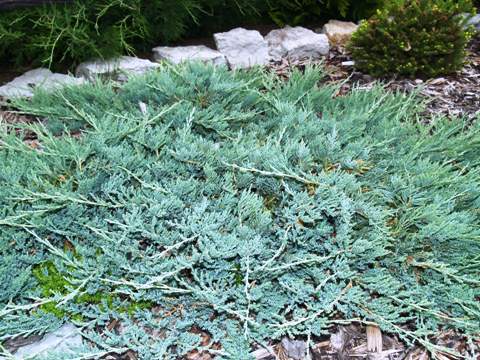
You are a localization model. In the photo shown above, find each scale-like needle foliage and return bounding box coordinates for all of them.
[0,63,479,359]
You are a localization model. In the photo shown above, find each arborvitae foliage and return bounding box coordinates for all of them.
[1,64,479,358]
[348,0,475,78]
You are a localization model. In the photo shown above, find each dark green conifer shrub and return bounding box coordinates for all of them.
[0,63,479,358]
[267,0,384,26]
[348,0,474,78]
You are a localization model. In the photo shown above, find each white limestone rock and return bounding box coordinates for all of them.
[76,56,160,81]
[321,20,359,45]
[265,26,330,62]
[467,14,480,32]
[0,68,84,98]
[152,45,227,66]
[12,323,83,359]
[214,27,269,69]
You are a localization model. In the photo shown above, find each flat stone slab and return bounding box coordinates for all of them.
[152,45,227,66]
[0,68,84,98]
[266,26,330,62]
[214,27,269,69]
[76,56,160,81]
[321,20,358,45]
[12,323,83,359]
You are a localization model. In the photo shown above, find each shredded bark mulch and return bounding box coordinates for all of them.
[270,38,480,123]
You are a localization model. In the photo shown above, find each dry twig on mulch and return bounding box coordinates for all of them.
[247,324,479,360]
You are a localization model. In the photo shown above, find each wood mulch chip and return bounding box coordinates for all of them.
[270,38,480,123]
[248,325,479,360]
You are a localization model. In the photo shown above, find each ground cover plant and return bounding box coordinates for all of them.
[0,63,479,358]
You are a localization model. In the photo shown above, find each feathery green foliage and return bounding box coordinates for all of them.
[348,0,475,78]
[0,63,479,359]
[0,0,262,69]
[0,0,386,70]
[267,0,384,26]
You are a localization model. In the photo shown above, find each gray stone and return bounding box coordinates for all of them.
[467,14,480,31]
[281,337,307,360]
[266,26,330,62]
[76,56,160,81]
[0,68,84,98]
[12,323,83,359]
[214,27,269,69]
[152,45,227,66]
[330,327,347,351]
[458,13,480,32]
[321,20,359,45]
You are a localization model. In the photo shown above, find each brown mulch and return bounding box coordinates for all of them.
[270,38,480,123]
[84,320,479,360]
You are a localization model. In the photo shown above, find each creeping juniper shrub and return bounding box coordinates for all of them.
[0,63,479,358]
[348,0,475,78]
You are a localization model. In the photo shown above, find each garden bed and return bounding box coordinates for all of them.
[270,38,480,123]
[0,63,479,359]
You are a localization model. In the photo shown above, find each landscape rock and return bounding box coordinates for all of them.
[266,26,330,62]
[214,27,269,69]
[153,45,227,66]
[12,323,83,359]
[321,20,359,45]
[76,56,160,81]
[467,14,480,32]
[281,338,307,360]
[330,327,348,351]
[0,68,84,98]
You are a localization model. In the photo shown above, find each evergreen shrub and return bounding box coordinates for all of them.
[0,64,479,358]
[0,0,387,70]
[348,0,475,78]
[267,0,384,26]
[0,0,262,69]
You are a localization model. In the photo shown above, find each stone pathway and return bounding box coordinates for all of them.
[0,21,359,100]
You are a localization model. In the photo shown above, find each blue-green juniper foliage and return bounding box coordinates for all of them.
[0,63,479,359]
